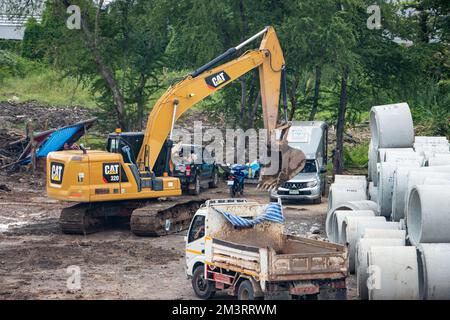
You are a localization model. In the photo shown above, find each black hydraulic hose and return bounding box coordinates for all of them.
[191,47,237,78]
[281,66,288,122]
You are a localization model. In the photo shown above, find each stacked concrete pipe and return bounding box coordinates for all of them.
[356,237,405,300]
[427,153,450,166]
[406,184,450,245]
[342,216,398,273]
[332,210,375,244]
[327,181,367,212]
[368,246,420,300]
[417,243,450,300]
[377,157,422,217]
[325,200,378,242]
[370,102,414,149]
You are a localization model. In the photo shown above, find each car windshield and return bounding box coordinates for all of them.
[301,160,317,173]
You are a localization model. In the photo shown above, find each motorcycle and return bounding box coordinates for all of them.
[227,165,247,197]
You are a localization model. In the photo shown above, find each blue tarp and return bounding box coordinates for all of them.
[20,124,84,165]
[213,202,284,228]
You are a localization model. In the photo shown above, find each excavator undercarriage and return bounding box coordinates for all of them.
[60,196,207,236]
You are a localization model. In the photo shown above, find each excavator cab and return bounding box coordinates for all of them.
[106,132,144,164]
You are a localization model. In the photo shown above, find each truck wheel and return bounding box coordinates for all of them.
[209,170,219,188]
[192,266,215,299]
[237,280,255,300]
[190,176,201,195]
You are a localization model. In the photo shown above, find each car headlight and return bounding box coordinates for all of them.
[307,180,318,188]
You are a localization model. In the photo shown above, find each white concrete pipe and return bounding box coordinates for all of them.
[363,229,406,240]
[384,150,424,166]
[368,182,377,202]
[348,220,401,273]
[334,175,367,190]
[376,148,415,163]
[391,166,425,221]
[325,200,379,241]
[327,183,367,212]
[404,169,450,221]
[415,136,449,144]
[369,140,378,184]
[368,246,419,300]
[342,216,389,273]
[356,238,405,300]
[394,167,450,222]
[407,184,450,245]
[427,153,450,166]
[370,102,414,149]
[377,162,397,217]
[333,210,375,244]
[417,243,450,300]
[368,140,374,182]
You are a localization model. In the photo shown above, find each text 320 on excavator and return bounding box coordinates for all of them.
[46,26,306,236]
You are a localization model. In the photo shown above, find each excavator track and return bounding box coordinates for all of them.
[130,197,207,236]
[60,203,108,235]
[59,196,207,236]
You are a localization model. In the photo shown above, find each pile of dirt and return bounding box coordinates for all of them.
[0,101,91,131]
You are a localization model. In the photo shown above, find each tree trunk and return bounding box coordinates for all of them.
[62,0,128,130]
[248,90,261,128]
[288,75,300,121]
[308,65,322,121]
[239,78,247,127]
[135,73,147,131]
[333,68,349,177]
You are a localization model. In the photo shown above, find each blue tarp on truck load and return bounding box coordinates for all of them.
[212,202,284,228]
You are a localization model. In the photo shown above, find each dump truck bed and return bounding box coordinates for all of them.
[208,234,347,282]
[203,200,347,283]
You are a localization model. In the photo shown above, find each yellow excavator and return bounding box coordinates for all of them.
[46,26,306,236]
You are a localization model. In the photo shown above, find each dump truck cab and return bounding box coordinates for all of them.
[185,199,347,300]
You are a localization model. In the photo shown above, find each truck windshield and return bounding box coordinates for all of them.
[301,160,317,173]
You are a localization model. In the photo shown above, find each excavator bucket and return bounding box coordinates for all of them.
[257,126,306,191]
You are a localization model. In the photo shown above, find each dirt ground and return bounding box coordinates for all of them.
[0,170,357,300]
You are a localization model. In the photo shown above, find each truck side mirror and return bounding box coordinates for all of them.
[320,166,327,174]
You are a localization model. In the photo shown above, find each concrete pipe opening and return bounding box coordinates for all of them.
[325,200,379,241]
[369,103,414,149]
[407,185,450,244]
[368,246,420,300]
[356,238,405,300]
[333,210,375,245]
[417,243,450,300]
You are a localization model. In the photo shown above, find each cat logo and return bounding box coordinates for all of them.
[205,71,231,90]
[103,163,120,183]
[50,162,64,185]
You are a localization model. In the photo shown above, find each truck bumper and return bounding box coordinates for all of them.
[270,185,321,200]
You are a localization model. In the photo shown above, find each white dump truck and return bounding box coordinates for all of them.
[185,199,348,300]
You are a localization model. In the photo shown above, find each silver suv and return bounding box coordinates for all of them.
[270,159,326,204]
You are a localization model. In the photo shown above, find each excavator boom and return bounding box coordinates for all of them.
[137,26,305,188]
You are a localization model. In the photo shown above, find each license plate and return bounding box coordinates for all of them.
[289,190,300,195]
[227,181,234,186]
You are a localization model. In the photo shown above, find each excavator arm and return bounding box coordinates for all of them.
[137,26,305,190]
